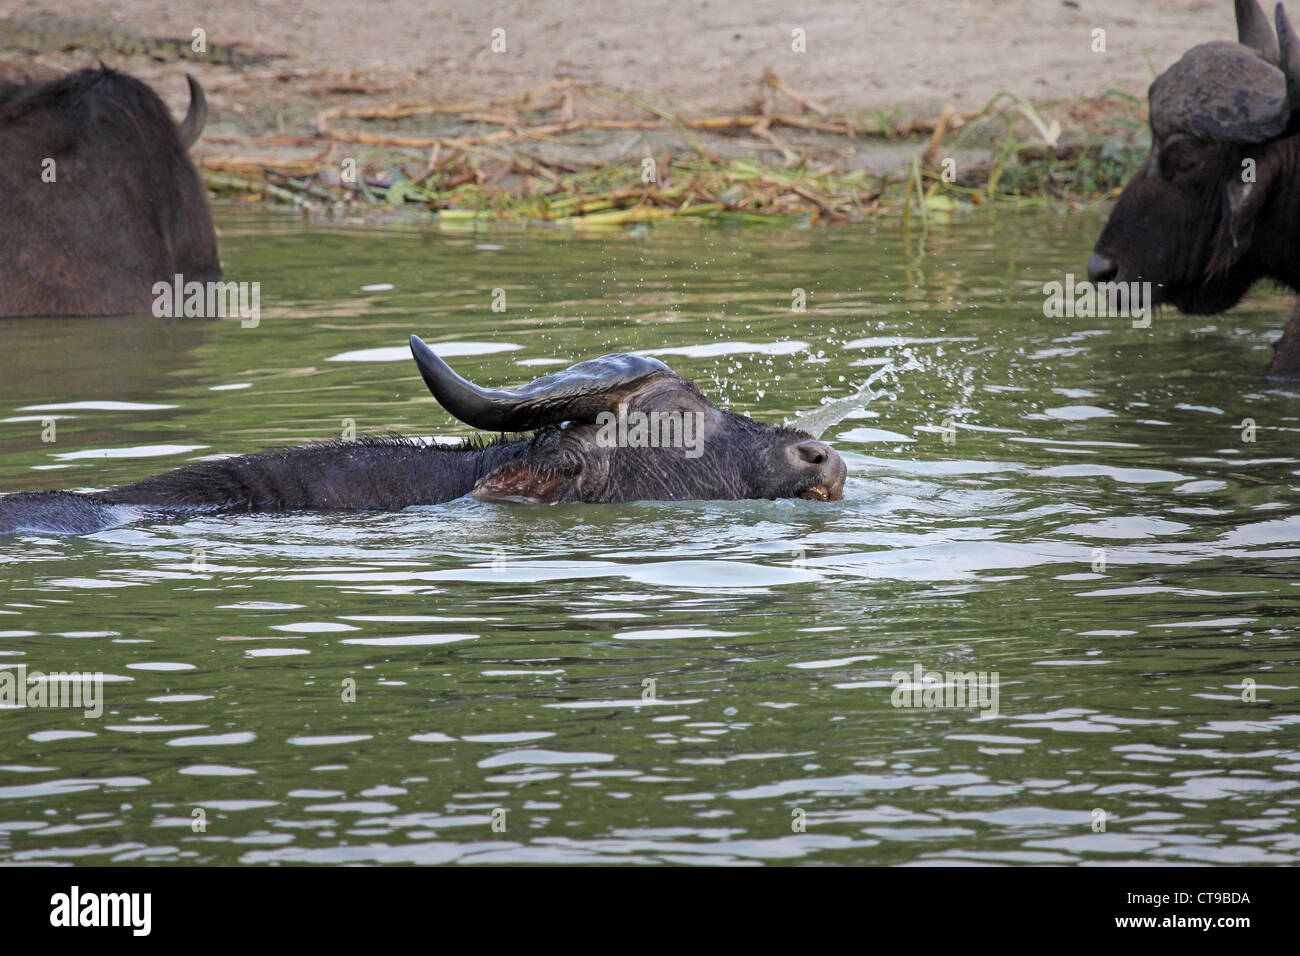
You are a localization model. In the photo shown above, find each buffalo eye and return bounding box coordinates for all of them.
[1158,135,1219,183]
[1159,146,1198,180]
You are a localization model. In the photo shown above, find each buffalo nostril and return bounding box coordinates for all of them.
[1088,252,1118,284]
[794,440,831,466]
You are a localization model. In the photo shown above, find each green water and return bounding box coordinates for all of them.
[0,207,1297,865]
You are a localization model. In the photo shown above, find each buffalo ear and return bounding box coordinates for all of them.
[1225,178,1259,252]
[472,461,583,505]
[1221,153,1274,259]
[1217,145,1280,266]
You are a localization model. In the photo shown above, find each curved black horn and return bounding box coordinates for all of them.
[178,74,207,149]
[409,335,673,432]
[1277,4,1300,108]
[1238,0,1281,61]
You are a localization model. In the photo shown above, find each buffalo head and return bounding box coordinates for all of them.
[410,336,847,505]
[1090,1,1300,323]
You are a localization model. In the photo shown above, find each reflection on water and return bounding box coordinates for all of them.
[1,207,1297,865]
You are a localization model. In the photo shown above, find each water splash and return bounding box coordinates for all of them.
[785,352,923,439]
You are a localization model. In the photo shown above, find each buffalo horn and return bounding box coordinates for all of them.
[178,74,207,149]
[1238,0,1281,61]
[1276,4,1300,111]
[409,335,672,432]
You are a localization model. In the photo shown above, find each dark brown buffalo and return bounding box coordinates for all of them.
[1089,0,1300,378]
[0,336,848,536]
[0,66,220,317]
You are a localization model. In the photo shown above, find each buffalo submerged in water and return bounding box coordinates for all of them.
[0,66,220,317]
[0,336,848,536]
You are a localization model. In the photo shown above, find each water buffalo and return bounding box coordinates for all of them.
[0,66,220,317]
[1088,0,1300,379]
[0,336,848,536]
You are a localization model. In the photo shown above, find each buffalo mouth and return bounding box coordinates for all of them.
[798,483,843,502]
[792,442,847,501]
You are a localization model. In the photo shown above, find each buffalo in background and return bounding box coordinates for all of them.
[0,66,220,317]
[1089,0,1300,379]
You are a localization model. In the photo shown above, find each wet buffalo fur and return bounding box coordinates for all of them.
[0,393,844,536]
[0,435,533,536]
[0,67,220,317]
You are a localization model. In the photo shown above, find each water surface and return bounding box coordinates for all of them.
[1,207,1297,865]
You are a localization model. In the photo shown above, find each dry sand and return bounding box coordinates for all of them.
[0,0,1247,134]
